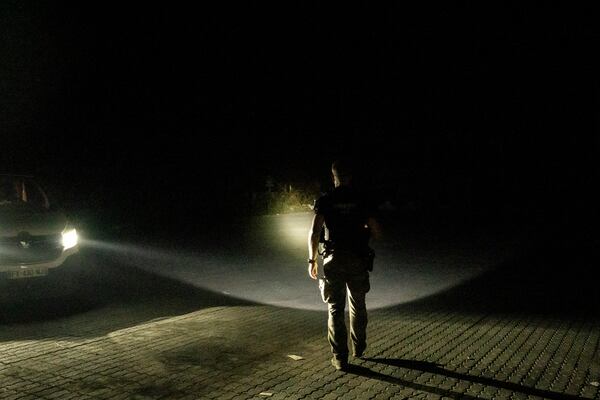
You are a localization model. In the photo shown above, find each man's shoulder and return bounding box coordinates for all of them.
[313,191,332,214]
[315,188,347,206]
[333,186,369,202]
[315,191,332,202]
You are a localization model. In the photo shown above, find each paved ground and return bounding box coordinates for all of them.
[1,216,599,399]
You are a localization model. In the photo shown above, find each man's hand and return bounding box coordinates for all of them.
[308,261,319,280]
[308,214,324,280]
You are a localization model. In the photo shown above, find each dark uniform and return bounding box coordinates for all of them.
[314,186,375,362]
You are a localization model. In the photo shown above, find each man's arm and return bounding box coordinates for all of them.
[307,213,325,279]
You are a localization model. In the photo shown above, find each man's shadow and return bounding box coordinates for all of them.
[347,358,584,400]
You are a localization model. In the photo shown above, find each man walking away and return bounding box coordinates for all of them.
[307,159,381,371]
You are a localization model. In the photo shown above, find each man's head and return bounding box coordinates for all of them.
[331,159,354,187]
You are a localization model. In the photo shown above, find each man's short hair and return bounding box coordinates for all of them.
[331,159,354,178]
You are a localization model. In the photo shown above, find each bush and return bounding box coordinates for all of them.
[249,184,318,215]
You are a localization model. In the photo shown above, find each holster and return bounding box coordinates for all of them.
[363,247,375,272]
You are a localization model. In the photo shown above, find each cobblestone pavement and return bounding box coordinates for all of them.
[1,290,599,399]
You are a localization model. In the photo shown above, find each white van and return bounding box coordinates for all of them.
[0,175,79,285]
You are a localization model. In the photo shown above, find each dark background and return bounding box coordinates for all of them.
[2,2,599,235]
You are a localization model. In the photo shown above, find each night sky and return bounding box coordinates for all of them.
[2,3,599,233]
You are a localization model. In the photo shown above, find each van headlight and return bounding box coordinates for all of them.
[62,229,78,250]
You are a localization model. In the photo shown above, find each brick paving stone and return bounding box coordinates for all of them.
[493,389,512,400]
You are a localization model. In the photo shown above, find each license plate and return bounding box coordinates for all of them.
[5,268,48,280]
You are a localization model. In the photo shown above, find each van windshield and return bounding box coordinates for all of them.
[0,176,50,209]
